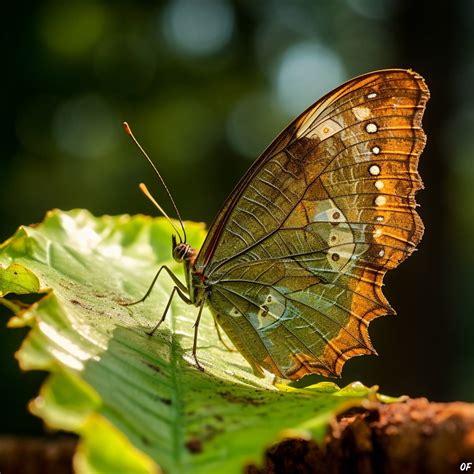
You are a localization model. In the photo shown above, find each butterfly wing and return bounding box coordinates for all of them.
[195,69,429,379]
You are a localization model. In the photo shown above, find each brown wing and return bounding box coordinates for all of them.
[196,69,429,379]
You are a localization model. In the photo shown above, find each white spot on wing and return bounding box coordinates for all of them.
[298,118,342,140]
[372,146,381,155]
[314,200,346,223]
[312,199,356,274]
[256,291,285,329]
[366,123,378,133]
[327,241,356,272]
[369,164,380,176]
[353,106,371,120]
[375,195,387,206]
[375,180,384,190]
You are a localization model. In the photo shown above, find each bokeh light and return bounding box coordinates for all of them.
[346,0,396,20]
[274,41,346,116]
[161,0,235,57]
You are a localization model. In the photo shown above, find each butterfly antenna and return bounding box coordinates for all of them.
[138,183,184,239]
[123,122,187,243]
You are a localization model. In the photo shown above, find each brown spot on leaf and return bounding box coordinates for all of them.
[185,438,202,454]
[220,391,264,406]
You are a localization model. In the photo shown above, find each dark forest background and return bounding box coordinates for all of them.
[1,0,473,436]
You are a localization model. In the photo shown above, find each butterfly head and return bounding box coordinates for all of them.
[172,235,196,264]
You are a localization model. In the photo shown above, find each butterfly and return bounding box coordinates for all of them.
[124,68,429,380]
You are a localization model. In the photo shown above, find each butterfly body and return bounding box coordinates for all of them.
[165,69,429,381]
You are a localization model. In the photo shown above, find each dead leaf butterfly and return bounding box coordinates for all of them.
[123,69,429,380]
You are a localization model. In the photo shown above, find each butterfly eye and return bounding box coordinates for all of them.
[172,246,182,262]
[173,243,186,261]
[173,243,196,262]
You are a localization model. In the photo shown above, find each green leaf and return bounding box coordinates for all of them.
[1,209,388,473]
[0,262,40,296]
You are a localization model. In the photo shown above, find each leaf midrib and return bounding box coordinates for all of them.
[170,293,186,472]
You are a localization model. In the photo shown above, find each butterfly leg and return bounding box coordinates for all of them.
[213,318,237,352]
[147,285,191,336]
[192,298,206,372]
[122,265,187,306]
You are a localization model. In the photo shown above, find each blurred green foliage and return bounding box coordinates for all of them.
[2,0,473,437]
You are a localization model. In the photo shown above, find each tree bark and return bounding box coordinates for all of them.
[1,400,474,473]
[250,398,474,474]
[0,436,76,474]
